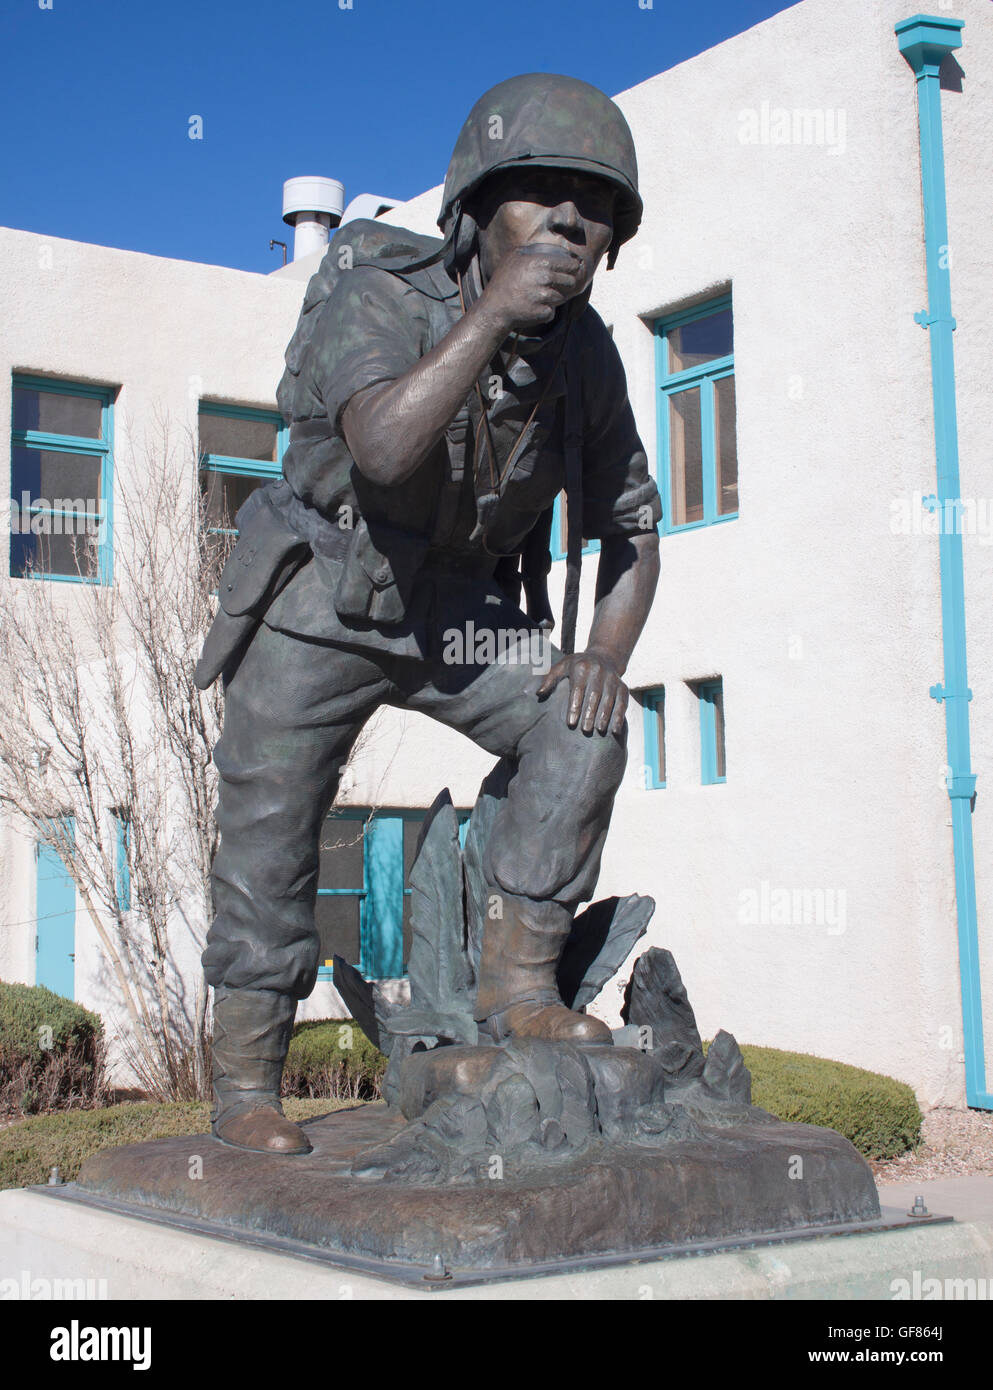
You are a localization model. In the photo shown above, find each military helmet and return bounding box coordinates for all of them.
[439,73,642,269]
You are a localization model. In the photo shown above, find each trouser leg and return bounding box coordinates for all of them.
[204,622,388,998]
[401,610,627,1040]
[203,621,390,1150]
[474,676,626,1039]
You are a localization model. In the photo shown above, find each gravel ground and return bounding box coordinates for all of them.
[871,1107,993,1183]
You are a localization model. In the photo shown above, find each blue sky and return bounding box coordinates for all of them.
[0,0,798,272]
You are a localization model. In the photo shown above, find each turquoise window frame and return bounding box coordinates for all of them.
[317,807,470,984]
[197,401,288,538]
[654,295,737,535]
[10,375,115,585]
[641,687,666,789]
[550,493,601,563]
[695,678,727,785]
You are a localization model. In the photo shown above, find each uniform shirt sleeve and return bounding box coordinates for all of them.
[306,265,430,437]
[578,314,663,538]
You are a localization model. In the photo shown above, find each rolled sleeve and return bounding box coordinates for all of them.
[579,321,663,538]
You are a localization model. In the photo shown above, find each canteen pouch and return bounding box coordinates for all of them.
[215,486,309,618]
[194,484,309,688]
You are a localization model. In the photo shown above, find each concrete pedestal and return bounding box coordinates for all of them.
[1,1186,988,1300]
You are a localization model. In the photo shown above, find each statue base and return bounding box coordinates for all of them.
[75,1098,884,1274]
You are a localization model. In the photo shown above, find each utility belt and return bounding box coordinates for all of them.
[194,479,555,690]
[196,481,447,689]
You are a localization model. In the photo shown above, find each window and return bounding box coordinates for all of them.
[693,678,727,785]
[550,492,600,562]
[317,808,470,982]
[197,402,287,537]
[10,377,114,583]
[113,811,131,914]
[655,296,737,532]
[641,687,666,788]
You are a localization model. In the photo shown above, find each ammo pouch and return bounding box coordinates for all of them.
[193,484,310,689]
[333,515,429,626]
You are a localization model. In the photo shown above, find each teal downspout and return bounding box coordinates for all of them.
[897,15,993,1109]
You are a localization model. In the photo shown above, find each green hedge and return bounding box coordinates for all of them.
[284,1019,387,1098]
[734,1043,922,1160]
[0,1098,349,1192]
[0,981,102,1068]
[0,981,105,1113]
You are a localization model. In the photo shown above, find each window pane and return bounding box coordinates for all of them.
[198,411,279,463]
[315,894,361,968]
[199,469,265,530]
[668,388,703,526]
[667,307,733,375]
[10,528,99,579]
[402,818,421,882]
[715,375,738,516]
[13,387,102,439]
[693,680,726,784]
[653,698,666,784]
[713,687,726,779]
[319,817,366,890]
[12,447,102,508]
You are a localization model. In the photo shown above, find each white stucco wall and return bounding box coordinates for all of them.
[374,0,993,1107]
[2,0,990,1104]
[597,0,991,1108]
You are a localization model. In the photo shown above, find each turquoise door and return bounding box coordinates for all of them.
[35,839,76,999]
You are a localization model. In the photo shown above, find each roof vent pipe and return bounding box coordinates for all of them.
[282,176,345,261]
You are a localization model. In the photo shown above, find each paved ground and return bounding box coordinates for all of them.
[876,1173,993,1225]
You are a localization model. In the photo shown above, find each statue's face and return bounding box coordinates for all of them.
[473,167,616,295]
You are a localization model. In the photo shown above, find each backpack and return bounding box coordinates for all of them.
[277,219,452,423]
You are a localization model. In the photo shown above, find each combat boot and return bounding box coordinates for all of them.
[474,892,613,1046]
[210,986,312,1155]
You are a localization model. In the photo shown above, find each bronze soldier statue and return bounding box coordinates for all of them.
[195,73,662,1154]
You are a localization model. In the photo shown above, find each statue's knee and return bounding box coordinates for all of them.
[601,721,628,786]
[566,719,628,795]
[484,844,558,902]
